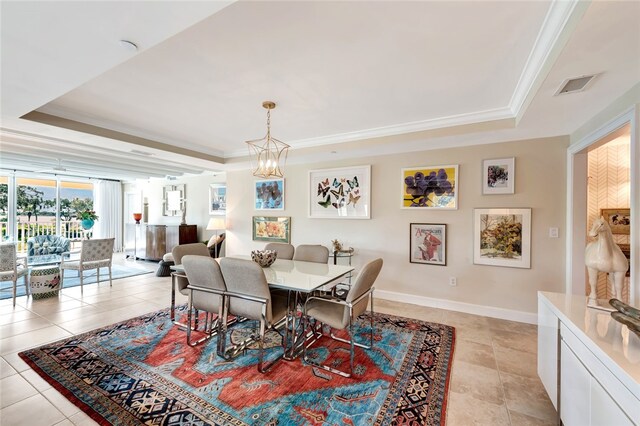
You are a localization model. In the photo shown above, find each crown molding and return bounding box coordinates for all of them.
[227,106,514,158]
[509,0,588,122]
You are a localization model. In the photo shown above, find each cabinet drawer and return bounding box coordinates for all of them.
[560,324,639,423]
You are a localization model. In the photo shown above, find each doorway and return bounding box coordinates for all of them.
[566,107,638,305]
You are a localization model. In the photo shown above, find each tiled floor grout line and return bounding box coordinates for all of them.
[491,339,513,425]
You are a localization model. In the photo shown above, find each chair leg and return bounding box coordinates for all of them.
[97,268,100,285]
[108,266,112,287]
[12,279,17,307]
[80,270,84,294]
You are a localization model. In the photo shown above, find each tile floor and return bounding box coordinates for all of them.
[0,255,556,425]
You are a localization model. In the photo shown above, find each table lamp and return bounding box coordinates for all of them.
[206,217,226,258]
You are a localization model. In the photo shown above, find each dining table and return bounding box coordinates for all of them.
[171,256,354,359]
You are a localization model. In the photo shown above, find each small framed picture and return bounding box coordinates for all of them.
[252,216,291,243]
[410,223,446,265]
[209,184,226,215]
[474,208,531,268]
[255,179,285,210]
[601,208,630,235]
[402,165,458,209]
[482,158,515,195]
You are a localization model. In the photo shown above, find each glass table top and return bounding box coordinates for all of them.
[27,253,73,267]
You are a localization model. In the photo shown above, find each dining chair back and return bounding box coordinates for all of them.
[182,255,227,346]
[293,244,329,264]
[60,238,115,293]
[264,242,295,260]
[303,258,383,377]
[170,243,211,327]
[0,242,30,306]
[219,257,288,373]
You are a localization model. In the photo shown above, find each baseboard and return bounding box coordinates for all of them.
[376,290,538,325]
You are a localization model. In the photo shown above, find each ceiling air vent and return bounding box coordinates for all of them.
[555,74,597,96]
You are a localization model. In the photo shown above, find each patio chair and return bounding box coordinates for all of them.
[264,242,295,260]
[0,243,30,307]
[171,243,211,327]
[219,257,288,373]
[60,238,114,293]
[303,258,382,377]
[182,255,227,347]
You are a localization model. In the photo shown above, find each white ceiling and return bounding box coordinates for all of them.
[1,0,639,181]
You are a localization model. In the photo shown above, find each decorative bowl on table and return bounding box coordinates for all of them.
[251,249,277,267]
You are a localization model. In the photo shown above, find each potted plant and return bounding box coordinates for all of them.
[77,210,99,231]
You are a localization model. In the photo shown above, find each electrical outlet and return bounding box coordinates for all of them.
[549,227,559,238]
[449,277,457,286]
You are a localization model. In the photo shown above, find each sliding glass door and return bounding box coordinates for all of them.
[0,174,94,252]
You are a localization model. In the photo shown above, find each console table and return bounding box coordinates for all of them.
[126,224,197,261]
[538,292,639,425]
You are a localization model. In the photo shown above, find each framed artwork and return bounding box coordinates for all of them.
[163,184,184,216]
[252,216,291,243]
[410,223,446,266]
[402,165,458,209]
[601,208,630,235]
[474,208,531,269]
[255,179,285,210]
[309,165,371,219]
[483,157,515,195]
[209,184,226,215]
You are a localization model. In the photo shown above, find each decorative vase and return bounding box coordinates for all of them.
[133,213,142,224]
[81,219,95,230]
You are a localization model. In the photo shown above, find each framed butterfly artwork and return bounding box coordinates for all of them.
[309,165,371,219]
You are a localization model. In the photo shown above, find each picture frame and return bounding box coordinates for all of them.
[601,208,630,235]
[209,184,226,215]
[410,223,447,266]
[482,157,515,195]
[309,165,371,219]
[163,184,184,216]
[474,208,531,269]
[401,165,458,209]
[254,179,285,210]
[252,216,291,243]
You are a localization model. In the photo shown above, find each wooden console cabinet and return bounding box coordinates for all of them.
[127,224,197,261]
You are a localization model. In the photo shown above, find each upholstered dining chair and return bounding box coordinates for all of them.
[264,242,295,260]
[219,257,289,373]
[171,243,211,327]
[182,255,227,347]
[303,258,383,377]
[0,243,30,307]
[293,244,329,264]
[60,238,114,293]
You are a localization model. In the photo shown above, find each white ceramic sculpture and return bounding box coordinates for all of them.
[585,216,628,301]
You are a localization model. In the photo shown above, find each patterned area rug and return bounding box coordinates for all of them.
[19,306,455,425]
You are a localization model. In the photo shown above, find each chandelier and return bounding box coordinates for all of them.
[246,101,290,178]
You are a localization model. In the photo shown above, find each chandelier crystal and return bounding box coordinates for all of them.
[246,101,290,179]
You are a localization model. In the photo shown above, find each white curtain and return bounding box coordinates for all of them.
[94,180,123,251]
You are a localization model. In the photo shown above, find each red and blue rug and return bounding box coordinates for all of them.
[19,305,455,425]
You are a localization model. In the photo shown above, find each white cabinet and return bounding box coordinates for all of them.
[560,340,592,426]
[538,292,640,426]
[591,378,634,426]
[538,299,559,408]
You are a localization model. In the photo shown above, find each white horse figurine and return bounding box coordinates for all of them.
[585,216,628,301]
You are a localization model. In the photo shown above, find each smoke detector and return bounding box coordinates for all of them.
[554,74,598,96]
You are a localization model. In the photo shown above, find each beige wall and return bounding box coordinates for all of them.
[124,174,225,242]
[226,136,569,317]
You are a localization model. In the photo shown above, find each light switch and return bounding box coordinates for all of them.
[549,227,559,238]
